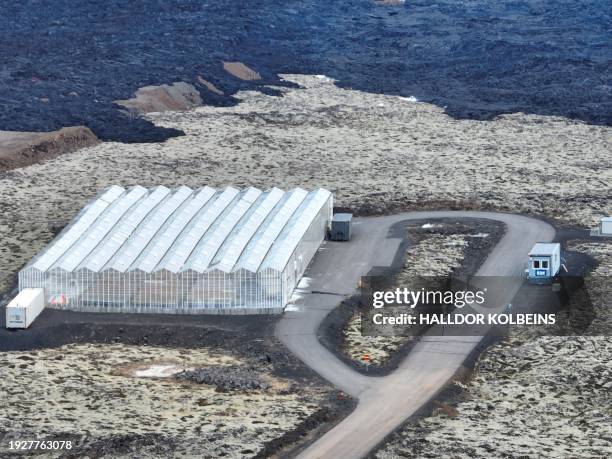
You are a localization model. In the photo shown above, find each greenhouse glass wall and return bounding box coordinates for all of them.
[19,185,333,314]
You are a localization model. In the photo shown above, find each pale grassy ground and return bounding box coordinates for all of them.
[0,343,325,457]
[343,314,407,366]
[343,231,468,365]
[376,241,612,459]
[0,74,610,292]
[567,241,612,335]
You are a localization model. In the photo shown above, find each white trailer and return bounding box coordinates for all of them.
[5,288,45,329]
[527,243,561,283]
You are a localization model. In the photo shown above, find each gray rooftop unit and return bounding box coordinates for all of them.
[330,213,352,241]
[19,186,333,314]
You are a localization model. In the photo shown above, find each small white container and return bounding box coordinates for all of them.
[5,288,45,329]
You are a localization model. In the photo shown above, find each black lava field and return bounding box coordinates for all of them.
[1,0,610,142]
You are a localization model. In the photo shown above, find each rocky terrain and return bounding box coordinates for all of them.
[343,311,408,367]
[0,305,355,458]
[2,1,610,142]
[376,335,612,458]
[565,240,612,335]
[0,71,608,458]
[177,366,270,391]
[376,240,612,458]
[0,75,609,294]
[2,2,610,458]
[0,343,340,458]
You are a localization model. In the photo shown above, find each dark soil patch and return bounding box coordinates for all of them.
[177,366,269,391]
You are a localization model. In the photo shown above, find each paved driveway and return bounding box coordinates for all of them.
[276,211,555,458]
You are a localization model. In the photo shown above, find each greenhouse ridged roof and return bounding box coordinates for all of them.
[27,186,332,274]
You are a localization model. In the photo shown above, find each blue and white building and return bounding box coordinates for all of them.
[527,242,561,283]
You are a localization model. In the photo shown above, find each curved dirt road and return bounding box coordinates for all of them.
[276,211,555,458]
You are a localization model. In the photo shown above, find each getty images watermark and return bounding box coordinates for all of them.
[359,276,604,336]
[371,286,555,327]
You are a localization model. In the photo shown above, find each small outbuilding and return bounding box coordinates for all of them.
[330,213,352,241]
[527,242,561,283]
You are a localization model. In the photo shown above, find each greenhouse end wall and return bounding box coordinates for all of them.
[280,198,333,307]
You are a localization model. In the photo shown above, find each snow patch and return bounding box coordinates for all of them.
[297,276,311,289]
[133,364,192,378]
[314,75,334,82]
[284,303,302,312]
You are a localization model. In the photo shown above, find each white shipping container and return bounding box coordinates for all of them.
[602,217,612,235]
[5,288,45,329]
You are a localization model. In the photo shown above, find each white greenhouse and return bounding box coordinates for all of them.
[19,185,333,314]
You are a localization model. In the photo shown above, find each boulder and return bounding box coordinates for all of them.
[115,82,202,114]
[222,62,262,81]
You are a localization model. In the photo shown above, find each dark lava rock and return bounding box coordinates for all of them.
[177,366,269,391]
[1,1,610,142]
[16,355,35,361]
[63,433,176,458]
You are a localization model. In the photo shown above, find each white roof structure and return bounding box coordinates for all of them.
[528,242,560,257]
[26,186,332,275]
